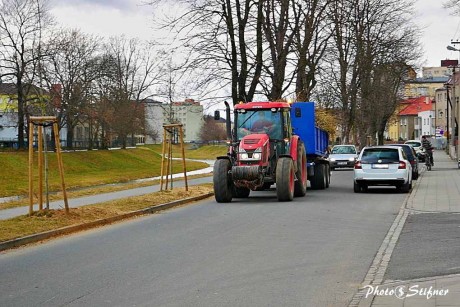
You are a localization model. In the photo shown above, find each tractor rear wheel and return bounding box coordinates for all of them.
[294,142,307,197]
[213,159,233,203]
[276,157,295,201]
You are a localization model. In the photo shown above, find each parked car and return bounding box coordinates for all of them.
[404,139,426,162]
[353,146,412,193]
[387,144,419,180]
[329,145,358,170]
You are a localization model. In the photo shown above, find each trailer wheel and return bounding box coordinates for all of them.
[276,157,295,201]
[325,164,331,188]
[232,186,250,198]
[213,159,233,203]
[294,142,307,197]
[311,163,326,190]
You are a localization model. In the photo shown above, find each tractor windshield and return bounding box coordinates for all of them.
[236,109,283,140]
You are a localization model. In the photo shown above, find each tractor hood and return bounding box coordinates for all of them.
[239,134,270,150]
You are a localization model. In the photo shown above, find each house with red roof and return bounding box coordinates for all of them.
[398,96,434,140]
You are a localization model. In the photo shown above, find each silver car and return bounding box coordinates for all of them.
[329,145,358,170]
[353,146,412,193]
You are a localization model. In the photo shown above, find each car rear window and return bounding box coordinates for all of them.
[361,148,399,163]
[389,145,414,160]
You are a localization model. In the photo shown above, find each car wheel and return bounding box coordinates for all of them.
[353,182,361,193]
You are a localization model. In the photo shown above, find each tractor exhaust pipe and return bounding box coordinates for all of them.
[224,101,232,141]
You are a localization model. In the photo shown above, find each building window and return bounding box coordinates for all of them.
[438,109,443,118]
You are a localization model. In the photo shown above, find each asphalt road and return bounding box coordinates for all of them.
[0,169,407,307]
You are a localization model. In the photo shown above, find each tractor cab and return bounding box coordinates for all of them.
[233,102,292,142]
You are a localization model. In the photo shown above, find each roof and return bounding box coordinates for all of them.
[399,96,433,116]
[0,83,17,95]
[408,76,449,84]
[235,101,290,110]
[0,83,48,95]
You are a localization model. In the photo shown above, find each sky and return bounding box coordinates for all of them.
[49,0,460,69]
[415,0,460,67]
[49,0,460,78]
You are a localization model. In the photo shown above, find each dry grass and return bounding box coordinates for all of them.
[0,184,214,242]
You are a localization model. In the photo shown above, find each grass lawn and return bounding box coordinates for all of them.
[0,145,226,198]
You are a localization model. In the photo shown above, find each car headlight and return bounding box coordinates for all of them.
[349,157,355,161]
[330,158,336,161]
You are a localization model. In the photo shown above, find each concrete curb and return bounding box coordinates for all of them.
[0,192,214,252]
[349,172,421,307]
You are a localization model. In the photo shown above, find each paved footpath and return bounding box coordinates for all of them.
[0,161,214,220]
[356,150,460,307]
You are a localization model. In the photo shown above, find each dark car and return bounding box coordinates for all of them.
[387,144,419,180]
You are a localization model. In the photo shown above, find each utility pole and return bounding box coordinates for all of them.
[450,41,460,159]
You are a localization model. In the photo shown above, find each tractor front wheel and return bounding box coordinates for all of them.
[276,157,295,201]
[213,159,233,203]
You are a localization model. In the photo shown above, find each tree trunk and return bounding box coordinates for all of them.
[66,122,74,149]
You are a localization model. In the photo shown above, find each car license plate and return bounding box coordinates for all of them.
[338,162,347,165]
[372,164,389,169]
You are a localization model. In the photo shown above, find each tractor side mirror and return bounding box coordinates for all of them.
[214,110,220,120]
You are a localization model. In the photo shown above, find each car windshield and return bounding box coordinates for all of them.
[405,141,421,147]
[361,148,400,163]
[331,146,356,154]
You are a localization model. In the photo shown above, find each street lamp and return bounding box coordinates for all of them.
[447,45,460,52]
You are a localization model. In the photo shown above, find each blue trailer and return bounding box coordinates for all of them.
[213,100,330,203]
[290,102,331,189]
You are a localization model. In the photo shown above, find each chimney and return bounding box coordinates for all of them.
[51,84,62,108]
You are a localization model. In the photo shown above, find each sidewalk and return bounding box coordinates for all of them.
[361,150,460,306]
[0,160,214,220]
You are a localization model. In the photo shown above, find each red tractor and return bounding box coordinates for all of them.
[213,101,314,202]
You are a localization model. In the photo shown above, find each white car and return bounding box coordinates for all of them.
[404,139,426,162]
[353,146,412,193]
[404,139,422,154]
[329,145,358,170]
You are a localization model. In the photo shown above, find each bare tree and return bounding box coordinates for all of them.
[321,0,420,145]
[40,29,101,148]
[101,37,164,148]
[0,0,52,149]
[444,0,460,15]
[294,0,331,102]
[261,0,300,100]
[199,115,227,142]
[149,0,264,106]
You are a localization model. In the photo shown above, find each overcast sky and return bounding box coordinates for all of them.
[49,0,460,70]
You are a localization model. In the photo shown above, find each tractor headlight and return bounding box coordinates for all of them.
[252,147,262,160]
[238,148,248,160]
